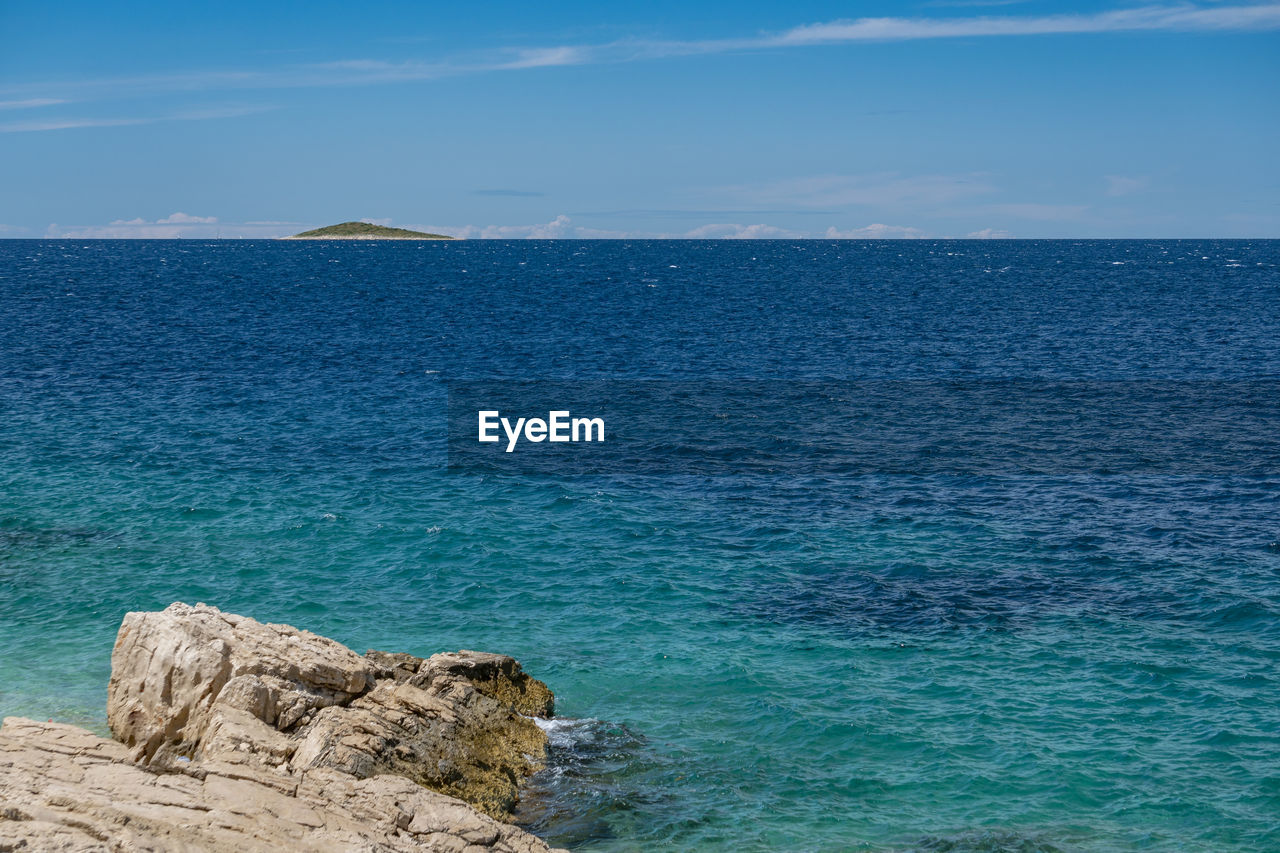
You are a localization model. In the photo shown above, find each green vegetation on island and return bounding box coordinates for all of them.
[286,222,455,240]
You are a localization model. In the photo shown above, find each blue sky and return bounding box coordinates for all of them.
[1,1,1277,238]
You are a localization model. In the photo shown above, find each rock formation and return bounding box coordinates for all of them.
[0,603,567,852]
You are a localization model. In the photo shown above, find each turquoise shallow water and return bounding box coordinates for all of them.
[1,240,1279,851]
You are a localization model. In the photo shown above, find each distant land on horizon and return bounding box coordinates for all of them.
[285,222,455,240]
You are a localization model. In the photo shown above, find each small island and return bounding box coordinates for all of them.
[285,221,455,240]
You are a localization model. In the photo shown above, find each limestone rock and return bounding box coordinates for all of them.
[105,603,554,820]
[6,603,568,851]
[416,651,556,719]
[0,717,565,852]
[107,602,378,766]
[291,676,548,817]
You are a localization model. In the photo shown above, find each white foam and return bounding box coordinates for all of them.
[534,716,601,748]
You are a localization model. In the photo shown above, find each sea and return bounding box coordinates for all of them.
[1,239,1277,852]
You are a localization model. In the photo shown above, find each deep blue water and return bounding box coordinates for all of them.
[1,239,1278,852]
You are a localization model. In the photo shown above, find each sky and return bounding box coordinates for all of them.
[1,1,1277,238]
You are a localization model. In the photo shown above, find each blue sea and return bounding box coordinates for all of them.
[1,239,1278,852]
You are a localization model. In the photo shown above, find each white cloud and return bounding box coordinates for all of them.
[684,223,802,239]
[966,228,1014,238]
[158,212,218,224]
[484,4,1280,65]
[416,214,583,239]
[923,0,1030,7]
[405,216,809,239]
[0,98,67,110]
[0,105,272,134]
[494,46,590,70]
[0,116,150,133]
[824,223,925,238]
[493,214,574,238]
[47,214,294,238]
[756,3,1280,47]
[1105,175,1148,197]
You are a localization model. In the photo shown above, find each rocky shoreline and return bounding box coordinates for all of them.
[0,603,568,852]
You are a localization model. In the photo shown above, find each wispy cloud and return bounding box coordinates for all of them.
[0,104,273,134]
[0,116,151,133]
[553,2,1280,61]
[5,4,1277,105]
[966,227,1014,238]
[571,208,842,218]
[755,3,1280,47]
[0,98,67,110]
[493,46,591,70]
[922,0,1031,8]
